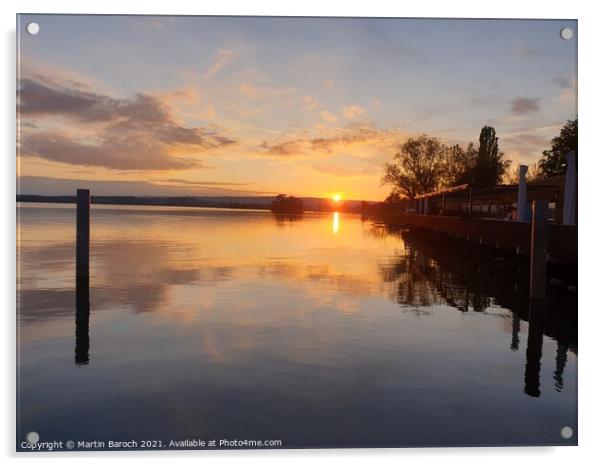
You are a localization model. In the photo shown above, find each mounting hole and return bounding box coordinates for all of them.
[26,22,40,35]
[560,426,573,439]
[560,28,573,40]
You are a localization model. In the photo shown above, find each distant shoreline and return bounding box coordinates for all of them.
[16,194,366,213]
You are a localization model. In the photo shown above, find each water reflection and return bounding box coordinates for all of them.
[74,274,90,365]
[272,213,304,227]
[377,226,577,397]
[524,300,545,397]
[17,204,578,447]
[332,212,340,234]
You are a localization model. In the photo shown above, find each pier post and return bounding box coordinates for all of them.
[76,189,90,278]
[517,164,530,222]
[563,151,576,225]
[530,200,548,300]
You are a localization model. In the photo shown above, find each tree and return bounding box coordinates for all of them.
[382,135,446,199]
[473,126,510,189]
[503,162,545,184]
[442,143,478,187]
[538,119,577,177]
[384,191,403,205]
[270,194,304,214]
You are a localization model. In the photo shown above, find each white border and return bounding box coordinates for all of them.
[3,1,600,465]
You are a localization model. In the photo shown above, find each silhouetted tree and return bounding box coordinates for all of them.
[442,143,478,187]
[538,119,578,177]
[384,191,403,205]
[382,135,446,199]
[270,194,304,214]
[504,162,545,184]
[473,126,510,189]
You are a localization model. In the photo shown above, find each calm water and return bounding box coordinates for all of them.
[17,203,577,449]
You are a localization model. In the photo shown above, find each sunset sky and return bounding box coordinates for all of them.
[17,15,577,201]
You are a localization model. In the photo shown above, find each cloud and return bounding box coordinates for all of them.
[312,163,372,178]
[21,131,199,170]
[319,111,338,122]
[18,76,235,170]
[552,76,573,89]
[203,49,233,79]
[323,80,334,89]
[259,140,303,156]
[511,97,540,114]
[258,126,402,159]
[154,178,251,187]
[18,175,275,197]
[238,84,261,98]
[342,105,366,119]
[302,95,320,111]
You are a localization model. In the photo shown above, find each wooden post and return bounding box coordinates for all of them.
[76,189,90,278]
[530,200,548,300]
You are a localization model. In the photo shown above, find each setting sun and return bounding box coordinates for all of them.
[332,194,342,202]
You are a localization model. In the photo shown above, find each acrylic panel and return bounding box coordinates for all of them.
[16,15,577,451]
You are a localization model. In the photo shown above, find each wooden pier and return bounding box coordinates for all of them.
[395,212,576,266]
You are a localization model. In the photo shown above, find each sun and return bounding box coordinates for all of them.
[332,194,342,202]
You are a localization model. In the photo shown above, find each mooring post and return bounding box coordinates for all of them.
[530,200,548,300]
[517,164,530,222]
[76,189,90,278]
[563,150,576,225]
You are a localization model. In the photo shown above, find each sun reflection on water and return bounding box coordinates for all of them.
[332,212,340,234]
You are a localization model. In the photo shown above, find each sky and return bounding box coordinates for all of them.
[17,15,577,201]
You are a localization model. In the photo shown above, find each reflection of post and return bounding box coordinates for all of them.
[510,311,521,351]
[554,341,568,391]
[76,189,90,278]
[75,274,90,365]
[530,200,548,300]
[524,299,545,397]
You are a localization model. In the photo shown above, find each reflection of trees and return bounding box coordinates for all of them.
[379,230,499,312]
[378,227,577,397]
[271,212,304,227]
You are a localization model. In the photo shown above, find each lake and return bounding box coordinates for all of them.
[16,202,577,449]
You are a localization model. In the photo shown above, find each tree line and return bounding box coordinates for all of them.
[382,119,577,200]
